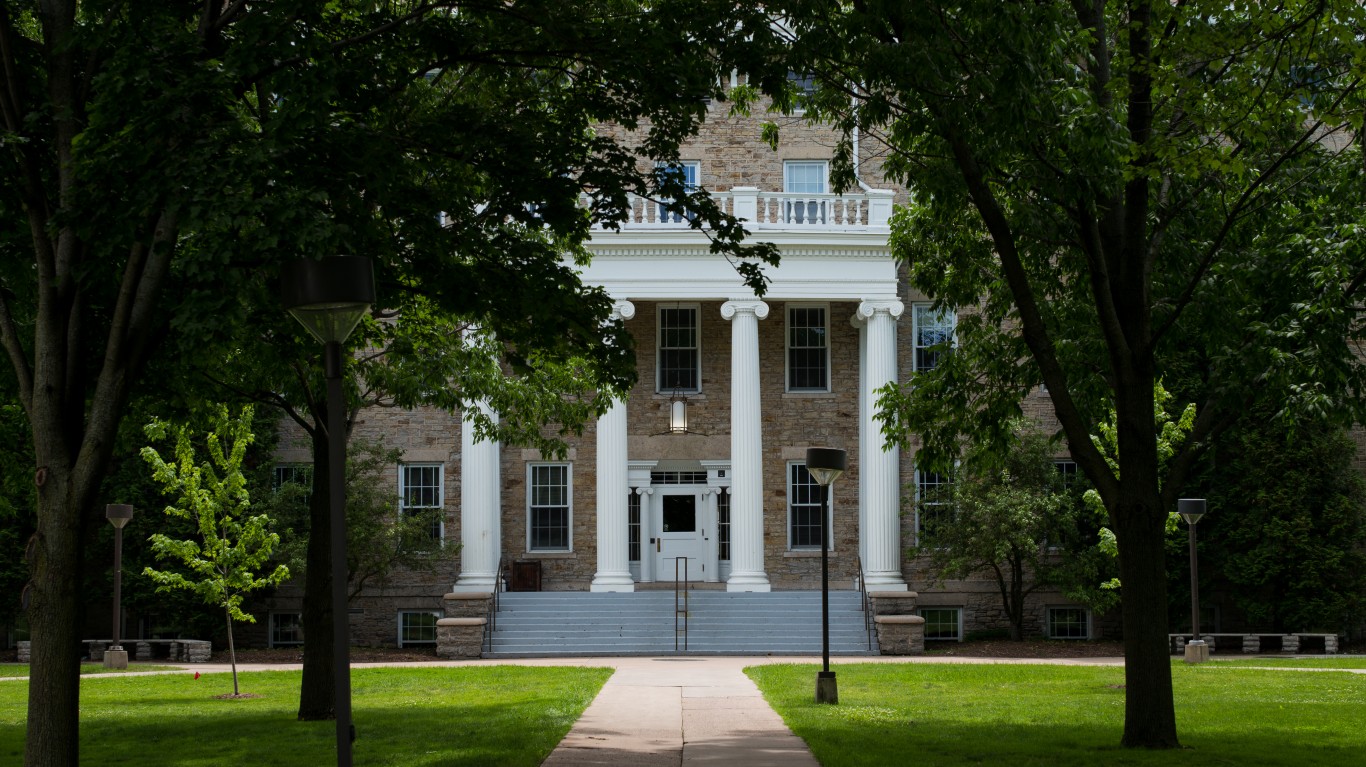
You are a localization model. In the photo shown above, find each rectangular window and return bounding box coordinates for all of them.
[400,464,444,542]
[398,611,440,647]
[787,305,829,392]
[658,305,700,393]
[655,161,699,223]
[272,464,313,491]
[918,607,963,641]
[628,491,641,562]
[1054,460,1079,490]
[783,161,828,224]
[915,469,953,545]
[788,463,827,550]
[786,71,817,112]
[717,489,730,561]
[528,463,572,551]
[269,612,303,648]
[1048,607,1090,639]
[912,304,956,372]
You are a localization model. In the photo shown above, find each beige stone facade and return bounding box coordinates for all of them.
[258,102,1103,649]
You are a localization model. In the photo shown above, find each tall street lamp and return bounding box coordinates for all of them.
[104,504,134,670]
[806,447,846,704]
[1179,498,1208,664]
[281,255,375,767]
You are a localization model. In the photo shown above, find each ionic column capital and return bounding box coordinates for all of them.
[856,299,904,322]
[610,300,636,322]
[635,486,656,497]
[721,300,769,321]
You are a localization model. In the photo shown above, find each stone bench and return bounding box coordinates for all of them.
[1169,633,1340,655]
[16,639,212,663]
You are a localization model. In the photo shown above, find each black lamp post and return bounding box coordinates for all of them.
[281,256,375,767]
[806,447,846,704]
[104,504,134,670]
[1179,498,1208,664]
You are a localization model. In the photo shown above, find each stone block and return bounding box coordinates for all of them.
[874,614,925,655]
[1242,635,1260,654]
[869,591,919,616]
[443,591,494,619]
[17,641,29,663]
[436,618,487,659]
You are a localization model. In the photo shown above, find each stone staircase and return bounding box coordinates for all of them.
[484,590,876,658]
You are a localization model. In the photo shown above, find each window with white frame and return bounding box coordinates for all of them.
[783,161,828,224]
[272,464,313,491]
[399,464,444,542]
[912,304,956,372]
[398,611,439,647]
[1054,460,1080,490]
[528,463,572,551]
[915,468,953,544]
[918,607,963,641]
[787,305,829,392]
[269,612,303,648]
[786,71,817,112]
[788,463,829,550]
[657,305,700,393]
[1047,606,1090,639]
[655,161,699,223]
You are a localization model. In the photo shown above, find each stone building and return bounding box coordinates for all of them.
[253,98,1100,652]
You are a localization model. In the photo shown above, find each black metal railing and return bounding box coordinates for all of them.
[483,556,505,654]
[857,554,873,651]
[674,557,690,651]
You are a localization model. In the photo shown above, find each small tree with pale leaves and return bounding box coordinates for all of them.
[142,405,288,696]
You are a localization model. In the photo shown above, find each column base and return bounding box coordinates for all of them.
[862,573,908,591]
[815,671,838,704]
[103,648,129,670]
[590,573,636,592]
[726,573,771,593]
[1183,640,1209,664]
[453,575,500,592]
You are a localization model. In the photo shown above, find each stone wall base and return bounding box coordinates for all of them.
[874,615,926,655]
[436,618,486,659]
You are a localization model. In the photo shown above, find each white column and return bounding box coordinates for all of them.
[859,299,908,591]
[638,487,656,583]
[592,301,636,592]
[721,299,771,592]
[455,400,501,592]
[852,312,869,570]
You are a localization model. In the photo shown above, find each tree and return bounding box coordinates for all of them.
[1190,409,1366,635]
[2,3,788,761]
[141,406,289,697]
[779,0,1366,748]
[911,425,1076,640]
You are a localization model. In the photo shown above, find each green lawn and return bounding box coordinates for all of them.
[1,665,611,766]
[747,662,1365,767]
[0,663,180,678]
[1204,657,1366,670]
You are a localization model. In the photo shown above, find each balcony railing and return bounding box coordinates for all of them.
[599,187,895,229]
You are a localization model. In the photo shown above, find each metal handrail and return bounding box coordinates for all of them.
[484,556,505,654]
[674,557,690,651]
[857,555,873,651]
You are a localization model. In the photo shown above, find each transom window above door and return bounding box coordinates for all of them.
[658,304,700,393]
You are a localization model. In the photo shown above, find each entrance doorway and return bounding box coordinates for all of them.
[655,491,704,581]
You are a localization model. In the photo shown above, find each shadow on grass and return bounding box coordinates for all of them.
[1,666,611,767]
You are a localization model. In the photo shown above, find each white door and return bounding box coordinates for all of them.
[655,492,704,582]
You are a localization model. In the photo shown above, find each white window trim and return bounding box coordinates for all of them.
[918,606,964,642]
[399,463,446,543]
[268,612,303,648]
[397,610,441,648]
[785,302,831,393]
[911,303,957,373]
[782,160,829,194]
[914,467,953,544]
[1046,606,1092,640]
[527,462,574,553]
[787,461,833,551]
[656,303,702,395]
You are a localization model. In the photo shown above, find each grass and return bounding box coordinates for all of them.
[1204,657,1366,670]
[747,662,1365,767]
[0,665,611,766]
[0,663,181,678]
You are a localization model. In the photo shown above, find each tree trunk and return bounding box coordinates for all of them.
[227,609,239,696]
[1113,380,1180,749]
[25,468,89,767]
[297,431,335,720]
